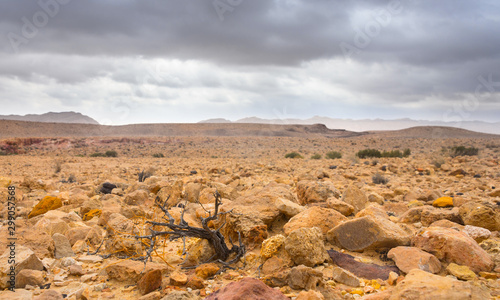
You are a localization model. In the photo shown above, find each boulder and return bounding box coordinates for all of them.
[342,184,369,214]
[15,269,44,288]
[283,206,346,237]
[297,180,340,205]
[387,246,441,274]
[204,277,289,300]
[420,207,462,226]
[0,246,44,289]
[412,227,494,273]
[124,189,148,206]
[462,225,491,243]
[327,216,410,252]
[28,196,62,219]
[389,269,490,300]
[285,227,328,267]
[459,202,500,231]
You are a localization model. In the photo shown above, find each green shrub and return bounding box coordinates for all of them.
[310,154,322,160]
[285,152,303,159]
[403,148,411,157]
[153,153,164,158]
[105,150,118,157]
[372,173,389,184]
[451,146,479,157]
[325,151,342,159]
[356,149,381,159]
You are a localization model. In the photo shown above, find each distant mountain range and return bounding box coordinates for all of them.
[0,112,99,125]
[199,116,500,135]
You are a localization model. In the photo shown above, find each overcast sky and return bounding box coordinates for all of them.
[1,0,499,125]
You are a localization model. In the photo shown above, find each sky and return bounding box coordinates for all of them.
[0,0,499,125]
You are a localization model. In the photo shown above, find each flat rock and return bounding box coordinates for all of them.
[327,249,399,280]
[327,216,411,252]
[326,197,354,216]
[387,246,441,274]
[331,267,361,287]
[15,269,44,288]
[412,227,494,273]
[105,260,171,283]
[446,263,477,281]
[0,289,32,300]
[204,277,289,300]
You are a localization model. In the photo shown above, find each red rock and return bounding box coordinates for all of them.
[137,269,162,295]
[204,277,289,300]
[412,227,494,273]
[327,250,399,280]
[387,246,441,274]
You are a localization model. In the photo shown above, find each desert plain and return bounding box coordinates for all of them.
[1,122,500,300]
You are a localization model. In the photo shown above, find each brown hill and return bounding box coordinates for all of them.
[0,111,99,124]
[1,120,498,139]
[0,120,365,138]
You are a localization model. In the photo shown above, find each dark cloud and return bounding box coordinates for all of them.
[0,0,499,122]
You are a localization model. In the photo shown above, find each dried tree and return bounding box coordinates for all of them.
[135,191,245,268]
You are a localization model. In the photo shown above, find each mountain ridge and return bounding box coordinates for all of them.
[0,111,99,125]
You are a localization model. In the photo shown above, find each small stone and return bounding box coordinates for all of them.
[137,269,162,295]
[446,263,477,281]
[195,263,220,279]
[342,184,368,214]
[331,267,361,287]
[52,233,75,258]
[288,265,323,290]
[69,264,84,276]
[387,271,399,285]
[261,235,286,259]
[204,277,289,300]
[186,275,205,289]
[139,291,161,300]
[77,255,103,263]
[169,271,188,286]
[433,196,454,207]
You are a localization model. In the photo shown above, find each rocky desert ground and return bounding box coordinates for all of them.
[1,124,500,300]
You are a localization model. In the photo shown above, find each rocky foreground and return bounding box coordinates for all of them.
[0,136,500,299]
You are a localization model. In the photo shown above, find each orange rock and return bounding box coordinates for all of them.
[195,263,220,279]
[28,196,63,219]
[137,269,162,295]
[83,209,102,221]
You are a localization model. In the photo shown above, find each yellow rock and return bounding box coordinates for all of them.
[261,234,285,259]
[446,263,477,281]
[28,196,63,219]
[433,196,454,208]
[0,177,12,188]
[83,209,102,221]
[408,200,424,208]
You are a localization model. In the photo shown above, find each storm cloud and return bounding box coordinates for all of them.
[1,0,499,124]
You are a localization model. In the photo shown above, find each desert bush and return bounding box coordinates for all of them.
[451,146,479,157]
[372,173,389,184]
[54,160,63,173]
[432,157,445,168]
[153,153,164,158]
[325,151,342,159]
[310,154,322,160]
[285,152,303,159]
[356,149,381,159]
[105,150,118,157]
